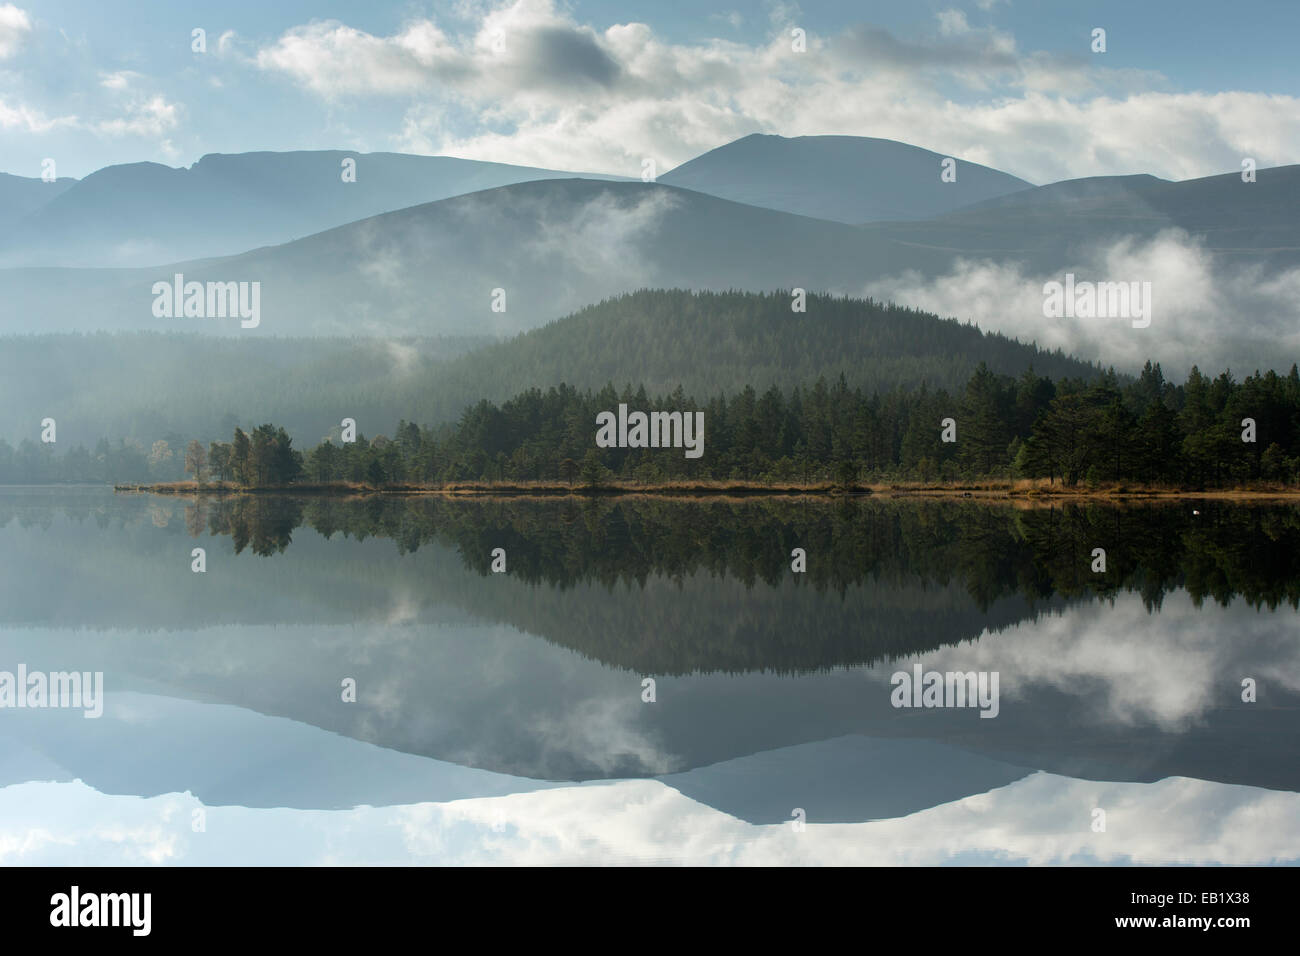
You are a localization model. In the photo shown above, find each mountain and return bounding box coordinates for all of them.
[4,160,1295,376]
[659,133,1033,223]
[0,150,630,268]
[0,290,1101,445]
[866,165,1300,272]
[0,178,958,337]
[0,171,77,230]
[1,134,1032,266]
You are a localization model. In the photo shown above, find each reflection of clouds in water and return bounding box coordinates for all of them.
[880,592,1300,731]
[288,617,678,778]
[422,773,1300,866]
[3,772,1297,865]
[382,590,421,626]
[8,587,1295,779]
[528,693,681,776]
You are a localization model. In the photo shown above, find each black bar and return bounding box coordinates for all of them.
[1,866,1291,942]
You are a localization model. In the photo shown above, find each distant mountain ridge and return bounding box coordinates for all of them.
[0,178,958,337]
[0,171,77,230]
[660,133,1033,222]
[1,133,1037,266]
[0,150,632,268]
[864,164,1300,271]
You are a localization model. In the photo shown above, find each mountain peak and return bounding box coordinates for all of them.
[661,133,1032,223]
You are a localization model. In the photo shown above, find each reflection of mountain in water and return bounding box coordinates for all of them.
[660,736,1035,825]
[0,490,1297,804]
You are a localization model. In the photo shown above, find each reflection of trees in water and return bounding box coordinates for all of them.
[3,494,1298,675]
[183,495,1300,675]
[204,496,305,556]
[198,495,1300,610]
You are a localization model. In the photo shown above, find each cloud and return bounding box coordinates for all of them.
[344,185,681,336]
[0,98,76,133]
[0,3,30,59]
[249,0,1298,184]
[529,694,681,775]
[99,70,141,90]
[95,95,180,138]
[503,24,622,89]
[833,19,1018,74]
[255,20,462,95]
[523,187,681,282]
[0,33,177,148]
[909,591,1300,731]
[862,229,1300,376]
[0,77,180,145]
[256,2,622,100]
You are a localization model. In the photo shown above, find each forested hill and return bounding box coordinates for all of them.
[430,289,1104,403]
[1,290,1104,447]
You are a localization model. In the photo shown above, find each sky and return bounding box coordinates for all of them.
[2,0,1299,182]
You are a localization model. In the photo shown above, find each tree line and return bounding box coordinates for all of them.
[280,361,1300,488]
[4,360,1298,488]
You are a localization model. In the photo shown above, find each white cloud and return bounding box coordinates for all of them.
[95,95,180,138]
[0,97,75,133]
[910,592,1300,731]
[99,70,141,90]
[0,84,178,151]
[523,186,681,281]
[250,0,1299,184]
[255,19,463,96]
[862,229,1300,376]
[0,3,30,59]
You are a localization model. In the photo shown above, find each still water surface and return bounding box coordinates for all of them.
[1,487,1297,864]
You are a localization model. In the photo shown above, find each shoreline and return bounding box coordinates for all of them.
[113,480,1300,502]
